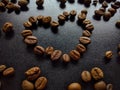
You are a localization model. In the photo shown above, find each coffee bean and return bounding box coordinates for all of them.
[42,16,52,24]
[0,65,6,72]
[24,36,38,45]
[23,21,32,28]
[111,3,119,9]
[85,24,94,31]
[3,67,15,76]
[69,50,80,61]
[116,20,120,28]
[58,14,66,21]
[18,0,28,7]
[93,0,98,5]
[13,4,20,11]
[36,0,44,6]
[28,16,37,24]
[22,80,34,90]
[82,30,91,37]
[21,30,32,37]
[107,84,113,90]
[105,51,113,59]
[82,19,91,26]
[81,9,88,15]
[70,10,77,17]
[1,0,9,5]
[99,7,106,12]
[62,54,71,63]
[2,22,13,33]
[91,67,104,80]
[50,21,59,28]
[34,45,45,55]
[45,46,54,56]
[0,2,5,9]
[68,83,81,90]
[37,15,44,22]
[94,10,104,17]
[76,44,86,53]
[25,67,41,81]
[84,0,91,5]
[102,1,108,8]
[78,13,86,22]
[35,77,47,90]
[108,8,116,16]
[103,12,111,20]
[6,2,14,10]
[79,36,91,45]
[81,71,91,82]
[94,81,106,90]
[63,11,70,18]
[60,0,67,3]
[114,1,120,7]
[51,50,62,61]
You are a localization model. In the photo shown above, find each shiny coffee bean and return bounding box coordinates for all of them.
[108,8,116,15]
[62,54,71,63]
[84,0,91,5]
[63,11,70,18]
[1,0,9,5]
[34,45,45,55]
[0,2,5,9]
[3,67,15,76]
[24,36,38,45]
[23,21,32,28]
[82,30,91,37]
[13,4,20,11]
[58,14,66,21]
[82,19,91,26]
[50,21,59,28]
[51,50,62,61]
[21,30,32,37]
[37,15,44,22]
[60,0,67,3]
[114,1,120,7]
[29,16,37,24]
[2,22,13,33]
[36,0,44,6]
[85,24,94,31]
[70,10,77,17]
[42,16,52,24]
[99,7,106,12]
[81,71,91,82]
[102,1,108,8]
[0,65,6,72]
[22,80,34,90]
[111,3,119,9]
[107,84,113,90]
[116,20,120,28]
[18,0,28,7]
[76,44,86,53]
[94,81,107,90]
[94,10,104,17]
[81,9,87,15]
[79,36,91,45]
[105,51,113,59]
[45,46,54,56]
[103,12,111,20]
[68,83,81,90]
[78,13,86,22]
[69,50,80,61]
[6,2,14,10]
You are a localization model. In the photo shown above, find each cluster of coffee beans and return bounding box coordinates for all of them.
[67,67,113,90]
[21,66,47,90]
[21,9,94,63]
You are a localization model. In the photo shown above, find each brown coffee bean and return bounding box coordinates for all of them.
[58,14,66,21]
[103,12,111,20]
[22,80,34,90]
[81,9,87,15]
[93,0,98,5]
[50,21,59,28]
[107,84,113,90]
[111,3,119,9]
[114,1,120,7]
[0,65,6,72]
[29,16,37,24]
[21,30,32,37]
[24,36,38,45]
[51,50,62,61]
[60,0,67,3]
[91,67,104,80]
[42,16,52,24]
[13,4,20,11]
[102,1,108,8]
[94,81,106,90]
[45,46,54,56]
[79,36,91,45]
[99,7,106,12]
[94,10,104,17]
[69,50,80,61]
[0,2,5,9]
[35,77,47,90]
[108,8,116,15]
[70,10,77,16]
[84,0,91,5]
[23,21,32,28]
[105,51,113,59]
[62,54,71,63]
[34,45,45,55]
[3,67,15,76]
[82,30,91,37]
[82,19,91,25]
[6,2,14,10]
[2,22,13,33]
[63,11,70,18]
[25,67,41,81]
[78,13,86,21]
[116,20,120,28]
[68,83,81,90]
[85,24,94,31]
[1,0,9,5]
[36,0,44,6]
[81,71,91,82]
[37,15,44,22]
[76,44,86,53]
[18,0,28,7]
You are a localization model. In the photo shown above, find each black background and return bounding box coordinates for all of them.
[0,0,120,90]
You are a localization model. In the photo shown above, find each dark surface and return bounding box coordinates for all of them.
[0,0,120,90]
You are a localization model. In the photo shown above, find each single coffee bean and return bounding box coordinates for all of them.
[78,13,86,22]
[108,8,116,15]
[102,1,108,8]
[111,3,119,9]
[81,9,88,15]
[91,67,104,80]
[36,0,44,6]
[37,15,44,22]
[107,84,113,90]
[99,7,106,12]
[114,1,120,7]
[62,54,71,63]
[94,81,107,90]
[69,50,80,61]
[23,21,32,28]
[94,10,104,17]
[116,20,120,28]
[42,16,52,24]
[81,71,91,82]
[76,44,86,53]
[63,11,70,18]
[60,0,67,4]
[25,66,41,81]
[68,83,81,90]
[85,24,94,31]
[45,46,54,56]
[84,0,91,5]
[105,51,113,59]
[3,67,15,76]
[34,45,45,55]
[1,0,9,5]
[35,77,48,90]
[82,30,91,37]
[6,2,14,10]
[2,22,13,33]
[51,50,62,61]
[0,2,5,9]
[82,19,91,26]
[18,0,28,7]
[13,4,20,11]
[22,80,34,90]
[24,36,38,45]
[28,16,37,24]
[50,21,59,28]
[103,12,111,20]
[79,36,91,45]
[21,30,32,37]
[70,10,77,17]
[58,14,66,21]
[0,65,6,72]
[93,0,98,5]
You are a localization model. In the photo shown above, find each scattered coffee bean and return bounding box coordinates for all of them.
[45,46,54,56]
[22,80,34,90]
[81,71,91,82]
[111,3,119,9]
[94,81,106,90]
[62,54,71,63]
[105,51,113,59]
[82,30,91,37]
[69,50,80,61]
[78,13,86,22]
[13,4,20,11]
[99,7,106,12]
[63,11,70,18]
[68,83,81,90]
[50,21,59,28]
[18,0,28,7]
[93,0,98,5]
[84,0,91,5]
[91,67,104,80]
[36,0,44,6]
[35,77,47,90]
[34,45,45,55]
[23,21,32,28]
[0,2,5,9]
[24,36,38,45]
[79,36,91,45]
[58,14,66,21]
[108,8,116,15]
[107,84,113,90]
[21,30,32,37]
[85,24,94,31]
[103,12,111,20]
[6,2,14,10]
[81,9,88,15]
[28,16,37,24]
[82,19,91,26]
[116,20,120,28]
[25,66,41,81]
[1,0,9,5]
[114,1,120,7]
[3,67,15,76]
[37,15,44,22]
[51,50,62,61]
[2,22,13,33]
[70,10,77,17]
[76,44,86,53]
[94,10,104,17]
[60,0,67,4]
[0,65,6,72]
[42,16,52,24]
[102,1,108,8]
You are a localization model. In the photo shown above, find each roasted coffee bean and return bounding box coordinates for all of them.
[34,45,45,55]
[81,71,91,82]
[36,0,44,6]
[70,10,77,17]
[91,67,104,80]
[51,50,62,61]
[2,22,13,33]
[114,1,120,7]
[13,4,20,11]
[63,11,70,18]
[99,7,106,12]
[1,0,9,5]
[21,30,32,37]
[0,65,6,72]
[103,12,111,20]
[6,2,14,10]
[116,20,120,28]
[85,24,94,31]
[35,77,47,90]
[105,51,113,59]
[37,15,44,22]
[62,54,71,63]
[0,2,5,9]
[82,19,91,26]
[93,0,98,5]
[58,14,66,21]
[81,9,87,15]
[18,0,28,7]
[42,16,52,24]
[111,3,119,9]
[82,30,91,37]
[94,10,104,17]
[78,13,86,21]
[3,67,15,76]
[28,16,37,24]
[107,84,113,90]
[69,50,80,61]
[68,83,81,90]
[76,44,86,53]
[45,46,54,56]
[94,81,106,90]
[22,80,34,90]
[84,0,91,5]
[24,36,38,45]
[23,21,32,28]
[60,0,67,3]
[102,1,108,8]
[50,21,59,28]
[25,67,41,81]
[79,36,91,45]
[108,8,116,15]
